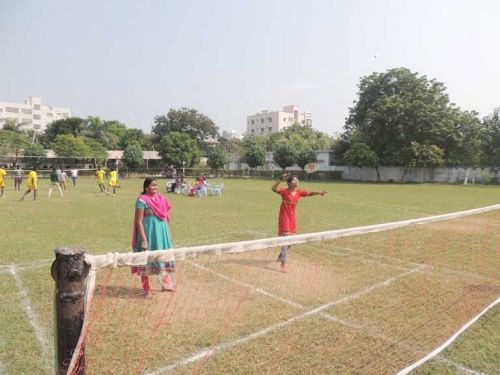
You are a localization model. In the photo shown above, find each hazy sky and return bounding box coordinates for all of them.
[1,0,499,137]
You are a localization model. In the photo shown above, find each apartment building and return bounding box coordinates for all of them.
[0,96,71,132]
[246,105,312,136]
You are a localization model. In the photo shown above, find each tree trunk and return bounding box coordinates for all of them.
[400,165,410,183]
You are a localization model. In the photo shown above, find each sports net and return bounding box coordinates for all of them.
[67,205,500,374]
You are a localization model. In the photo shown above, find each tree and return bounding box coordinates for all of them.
[266,124,334,152]
[207,146,227,176]
[82,137,108,158]
[273,142,296,171]
[122,142,144,172]
[41,117,86,146]
[0,130,31,164]
[156,132,200,169]
[408,142,445,167]
[22,143,46,168]
[152,108,219,149]
[343,143,379,167]
[343,67,482,167]
[51,134,91,158]
[482,108,500,165]
[295,148,317,171]
[241,139,265,177]
[118,128,147,150]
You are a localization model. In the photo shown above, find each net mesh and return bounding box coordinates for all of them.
[68,206,500,374]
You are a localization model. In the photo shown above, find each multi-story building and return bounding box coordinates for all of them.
[246,105,312,136]
[0,96,71,132]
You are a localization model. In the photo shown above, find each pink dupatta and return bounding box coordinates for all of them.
[131,193,172,248]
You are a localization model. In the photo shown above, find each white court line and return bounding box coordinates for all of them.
[396,296,500,375]
[9,266,53,373]
[190,261,425,353]
[335,246,499,284]
[145,267,419,374]
[436,357,487,375]
[0,259,52,272]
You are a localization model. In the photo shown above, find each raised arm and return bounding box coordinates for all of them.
[309,190,327,197]
[271,180,282,192]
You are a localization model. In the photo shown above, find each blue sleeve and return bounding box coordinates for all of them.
[135,200,147,210]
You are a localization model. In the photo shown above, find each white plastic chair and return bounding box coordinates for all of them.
[212,182,224,196]
[195,184,208,198]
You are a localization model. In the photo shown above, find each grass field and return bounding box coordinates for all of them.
[0,177,498,374]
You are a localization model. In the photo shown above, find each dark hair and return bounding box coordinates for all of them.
[287,175,298,185]
[142,177,156,194]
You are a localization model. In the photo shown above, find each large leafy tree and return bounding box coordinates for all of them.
[42,117,86,146]
[152,108,219,150]
[343,67,482,167]
[51,134,91,157]
[0,130,31,164]
[273,142,296,171]
[157,131,200,168]
[482,108,500,165]
[207,146,227,176]
[280,123,334,150]
[241,138,265,177]
[343,143,379,167]
[295,148,317,170]
[22,143,46,168]
[82,137,108,158]
[118,128,147,149]
[122,142,144,172]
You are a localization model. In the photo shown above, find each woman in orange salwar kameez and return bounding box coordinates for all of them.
[271,175,327,272]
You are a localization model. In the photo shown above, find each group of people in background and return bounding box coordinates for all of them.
[0,164,118,201]
[95,166,119,196]
[168,175,206,196]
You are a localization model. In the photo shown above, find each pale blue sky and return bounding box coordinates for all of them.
[1,0,499,136]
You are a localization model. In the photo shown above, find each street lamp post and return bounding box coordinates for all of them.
[182,160,185,177]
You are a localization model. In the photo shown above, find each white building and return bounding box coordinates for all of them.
[0,96,71,132]
[246,105,312,136]
[221,129,243,140]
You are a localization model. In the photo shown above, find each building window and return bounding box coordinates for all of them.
[34,124,41,130]
[268,117,272,122]
[260,118,264,124]
[21,108,32,115]
[33,114,41,120]
[260,128,264,133]
[34,104,41,110]
[251,119,254,125]
[268,127,272,132]
[6,107,19,113]
[62,113,69,118]
[283,118,286,122]
[0,108,3,113]
[251,129,255,134]
[47,113,53,118]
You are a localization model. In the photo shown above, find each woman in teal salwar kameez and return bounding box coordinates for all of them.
[131,178,175,297]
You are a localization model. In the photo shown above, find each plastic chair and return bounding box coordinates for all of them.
[195,184,208,198]
[212,182,224,196]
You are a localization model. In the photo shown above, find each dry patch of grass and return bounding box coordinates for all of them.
[327,271,499,356]
[194,245,404,307]
[176,315,416,375]
[84,263,298,374]
[332,210,500,280]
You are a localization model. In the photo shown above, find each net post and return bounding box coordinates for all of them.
[51,247,88,375]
